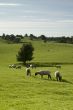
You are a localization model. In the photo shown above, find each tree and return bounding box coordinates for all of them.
[24,34,28,37]
[38,35,46,40]
[14,37,21,43]
[2,33,6,39]
[71,36,73,44]
[29,34,37,40]
[16,43,34,64]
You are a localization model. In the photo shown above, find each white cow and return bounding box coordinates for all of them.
[55,71,62,81]
[26,67,31,76]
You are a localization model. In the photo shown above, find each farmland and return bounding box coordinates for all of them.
[0,38,73,110]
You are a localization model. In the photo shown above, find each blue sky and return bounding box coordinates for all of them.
[0,0,73,37]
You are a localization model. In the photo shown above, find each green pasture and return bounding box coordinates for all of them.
[0,39,73,110]
[0,39,73,65]
[33,41,73,63]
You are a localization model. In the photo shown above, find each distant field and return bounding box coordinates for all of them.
[0,38,73,110]
[32,41,73,64]
[0,38,73,65]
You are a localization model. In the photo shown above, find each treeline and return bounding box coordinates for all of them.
[0,33,23,43]
[0,33,73,44]
[38,35,73,44]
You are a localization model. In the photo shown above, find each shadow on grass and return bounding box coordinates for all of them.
[62,79,73,84]
[32,75,73,84]
[50,78,73,84]
[49,78,73,84]
[33,76,73,84]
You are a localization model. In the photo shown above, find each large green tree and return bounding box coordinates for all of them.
[16,43,34,64]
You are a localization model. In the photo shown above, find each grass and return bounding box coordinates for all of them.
[0,38,73,64]
[0,65,73,110]
[0,38,73,110]
[33,41,73,63]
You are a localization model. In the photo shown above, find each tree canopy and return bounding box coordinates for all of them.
[16,43,34,64]
[1,33,73,44]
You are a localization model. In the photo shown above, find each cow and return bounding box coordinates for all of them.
[35,70,51,79]
[16,65,21,69]
[54,71,62,81]
[26,67,31,76]
[9,64,16,68]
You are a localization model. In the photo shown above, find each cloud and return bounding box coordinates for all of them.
[0,3,21,6]
[0,19,73,37]
[57,20,73,23]
[0,21,57,29]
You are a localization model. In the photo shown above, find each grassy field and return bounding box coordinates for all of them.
[0,38,73,110]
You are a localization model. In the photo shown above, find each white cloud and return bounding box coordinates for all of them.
[0,20,73,37]
[0,21,57,29]
[57,20,73,23]
[0,3,21,6]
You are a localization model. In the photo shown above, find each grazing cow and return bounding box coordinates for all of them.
[11,64,16,68]
[26,67,31,76]
[9,64,16,68]
[16,65,21,69]
[54,71,62,81]
[35,70,51,79]
[9,64,12,68]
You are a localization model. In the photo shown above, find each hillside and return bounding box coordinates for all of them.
[0,38,73,66]
[0,38,73,110]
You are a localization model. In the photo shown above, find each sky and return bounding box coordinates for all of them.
[0,0,73,37]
